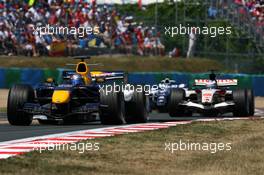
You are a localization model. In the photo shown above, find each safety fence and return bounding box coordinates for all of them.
[0,68,263,96]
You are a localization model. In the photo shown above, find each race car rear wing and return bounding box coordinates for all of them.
[62,70,126,82]
[194,79,238,86]
[91,71,125,81]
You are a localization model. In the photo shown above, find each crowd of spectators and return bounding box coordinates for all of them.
[234,0,264,41]
[0,0,165,57]
[234,0,264,37]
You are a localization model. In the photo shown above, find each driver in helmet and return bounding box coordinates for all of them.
[206,80,217,89]
[159,78,176,89]
[164,78,171,85]
[161,78,174,85]
[71,74,85,86]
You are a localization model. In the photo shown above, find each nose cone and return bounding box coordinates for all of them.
[52,90,71,104]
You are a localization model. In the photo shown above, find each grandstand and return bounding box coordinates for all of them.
[224,0,264,53]
[0,0,166,57]
[0,0,263,70]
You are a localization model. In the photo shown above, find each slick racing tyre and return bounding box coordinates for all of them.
[246,89,255,116]
[125,91,148,124]
[233,89,249,117]
[99,90,125,125]
[7,84,35,126]
[168,88,187,117]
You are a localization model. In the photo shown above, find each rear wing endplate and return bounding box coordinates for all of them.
[194,79,238,86]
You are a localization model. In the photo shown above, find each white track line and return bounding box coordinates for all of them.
[0,124,143,147]
[2,143,55,148]
[0,149,32,152]
[113,127,158,131]
[68,133,114,137]
[104,128,140,133]
[0,154,15,159]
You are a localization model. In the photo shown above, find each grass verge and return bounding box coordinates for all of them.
[0,119,264,175]
[0,56,225,72]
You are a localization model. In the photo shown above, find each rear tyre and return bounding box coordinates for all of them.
[233,89,249,117]
[125,91,148,123]
[7,84,35,126]
[246,89,255,116]
[99,90,125,125]
[168,88,187,117]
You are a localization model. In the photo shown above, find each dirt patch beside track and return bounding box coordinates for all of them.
[0,89,8,108]
[255,97,264,109]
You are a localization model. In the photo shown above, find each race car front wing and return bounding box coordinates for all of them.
[21,102,102,119]
[181,101,235,113]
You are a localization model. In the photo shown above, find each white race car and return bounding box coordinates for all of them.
[168,74,255,117]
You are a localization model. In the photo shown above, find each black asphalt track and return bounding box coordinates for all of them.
[0,110,263,143]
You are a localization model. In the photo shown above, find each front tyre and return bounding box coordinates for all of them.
[168,88,187,117]
[246,89,255,116]
[99,90,125,125]
[233,89,249,117]
[7,84,35,125]
[125,91,148,123]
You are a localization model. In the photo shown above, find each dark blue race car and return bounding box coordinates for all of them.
[149,78,189,117]
[7,56,148,125]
